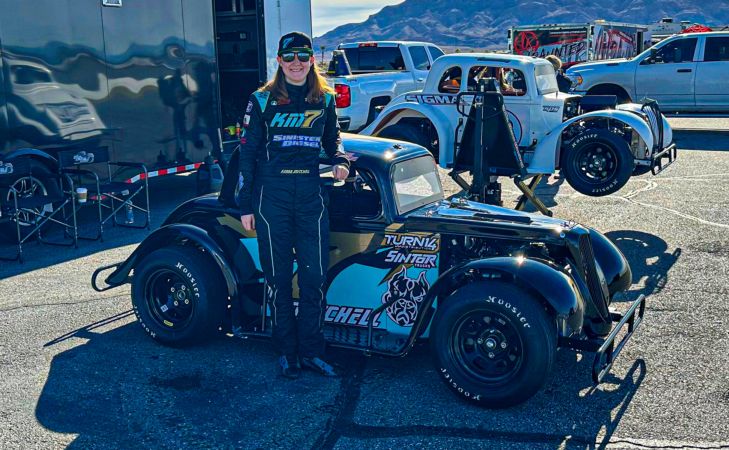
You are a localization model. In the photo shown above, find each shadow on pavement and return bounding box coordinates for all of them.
[0,174,199,280]
[605,230,681,300]
[36,311,646,449]
[673,130,729,152]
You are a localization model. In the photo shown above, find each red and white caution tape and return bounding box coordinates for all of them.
[125,162,202,184]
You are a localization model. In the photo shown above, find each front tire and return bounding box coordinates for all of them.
[131,246,226,346]
[431,281,557,408]
[561,129,634,196]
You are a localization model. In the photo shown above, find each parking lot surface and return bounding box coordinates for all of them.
[1,119,728,449]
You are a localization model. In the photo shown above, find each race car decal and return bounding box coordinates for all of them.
[381,266,430,327]
[381,233,439,269]
[324,305,382,327]
[405,93,458,105]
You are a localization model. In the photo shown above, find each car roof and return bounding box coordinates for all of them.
[431,52,544,69]
[338,41,437,48]
[667,31,729,38]
[340,133,430,171]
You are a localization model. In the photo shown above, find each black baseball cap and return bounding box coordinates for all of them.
[278,31,313,54]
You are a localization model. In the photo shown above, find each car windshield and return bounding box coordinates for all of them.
[392,156,444,214]
[534,63,558,95]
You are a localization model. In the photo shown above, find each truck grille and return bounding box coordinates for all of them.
[641,99,664,151]
[578,233,605,306]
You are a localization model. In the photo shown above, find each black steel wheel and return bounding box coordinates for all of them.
[451,309,525,386]
[561,129,634,197]
[431,281,557,408]
[131,246,226,346]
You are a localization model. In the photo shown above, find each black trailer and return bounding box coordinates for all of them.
[0,0,307,236]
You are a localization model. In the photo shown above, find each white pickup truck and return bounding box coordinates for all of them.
[327,41,445,132]
[566,31,729,112]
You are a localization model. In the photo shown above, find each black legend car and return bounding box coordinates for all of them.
[93,134,646,408]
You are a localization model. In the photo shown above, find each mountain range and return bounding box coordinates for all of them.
[314,0,729,50]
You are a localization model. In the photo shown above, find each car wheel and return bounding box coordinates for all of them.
[431,281,557,408]
[0,160,61,243]
[377,123,435,155]
[131,246,226,346]
[561,129,634,196]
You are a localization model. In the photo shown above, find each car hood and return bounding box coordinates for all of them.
[567,58,633,73]
[403,199,574,241]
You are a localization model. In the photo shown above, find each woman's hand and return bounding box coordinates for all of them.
[333,164,349,181]
[241,214,256,231]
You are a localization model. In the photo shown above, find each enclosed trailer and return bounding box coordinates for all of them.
[0,0,311,235]
[508,21,650,68]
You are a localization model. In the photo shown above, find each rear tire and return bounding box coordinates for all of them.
[561,129,634,196]
[377,123,437,159]
[431,281,557,408]
[131,246,226,346]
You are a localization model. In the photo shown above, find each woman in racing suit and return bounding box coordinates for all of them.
[237,31,350,379]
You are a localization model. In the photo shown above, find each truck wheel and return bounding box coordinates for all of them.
[131,246,226,347]
[431,281,557,408]
[0,160,60,243]
[561,129,634,196]
[378,123,433,153]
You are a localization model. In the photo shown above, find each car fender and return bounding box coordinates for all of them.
[361,99,454,166]
[616,103,674,147]
[588,228,632,296]
[1,148,58,169]
[429,256,582,317]
[105,224,239,299]
[531,109,655,173]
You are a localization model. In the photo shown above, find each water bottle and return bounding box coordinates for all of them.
[125,203,135,224]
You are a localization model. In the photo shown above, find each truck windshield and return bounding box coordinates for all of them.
[342,47,405,72]
[534,64,559,94]
[392,156,444,215]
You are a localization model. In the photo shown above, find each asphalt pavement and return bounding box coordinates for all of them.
[1,119,728,449]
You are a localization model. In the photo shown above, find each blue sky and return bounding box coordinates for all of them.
[311,0,403,37]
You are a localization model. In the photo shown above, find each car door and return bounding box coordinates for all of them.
[407,45,431,91]
[635,36,698,110]
[695,35,729,111]
[325,164,441,345]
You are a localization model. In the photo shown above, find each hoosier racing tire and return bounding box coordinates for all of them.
[431,281,557,408]
[561,129,634,197]
[131,246,226,347]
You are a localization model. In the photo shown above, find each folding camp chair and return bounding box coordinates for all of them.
[58,147,150,242]
[0,158,77,263]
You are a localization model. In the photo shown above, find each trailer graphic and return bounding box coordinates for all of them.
[509,22,650,68]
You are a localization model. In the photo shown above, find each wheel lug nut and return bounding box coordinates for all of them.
[488,352,495,358]
[174,301,179,306]
[501,342,507,349]
[477,338,484,344]
[184,300,189,305]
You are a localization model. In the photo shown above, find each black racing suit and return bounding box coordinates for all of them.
[237,83,349,359]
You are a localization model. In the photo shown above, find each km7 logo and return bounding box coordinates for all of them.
[270,110,323,128]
